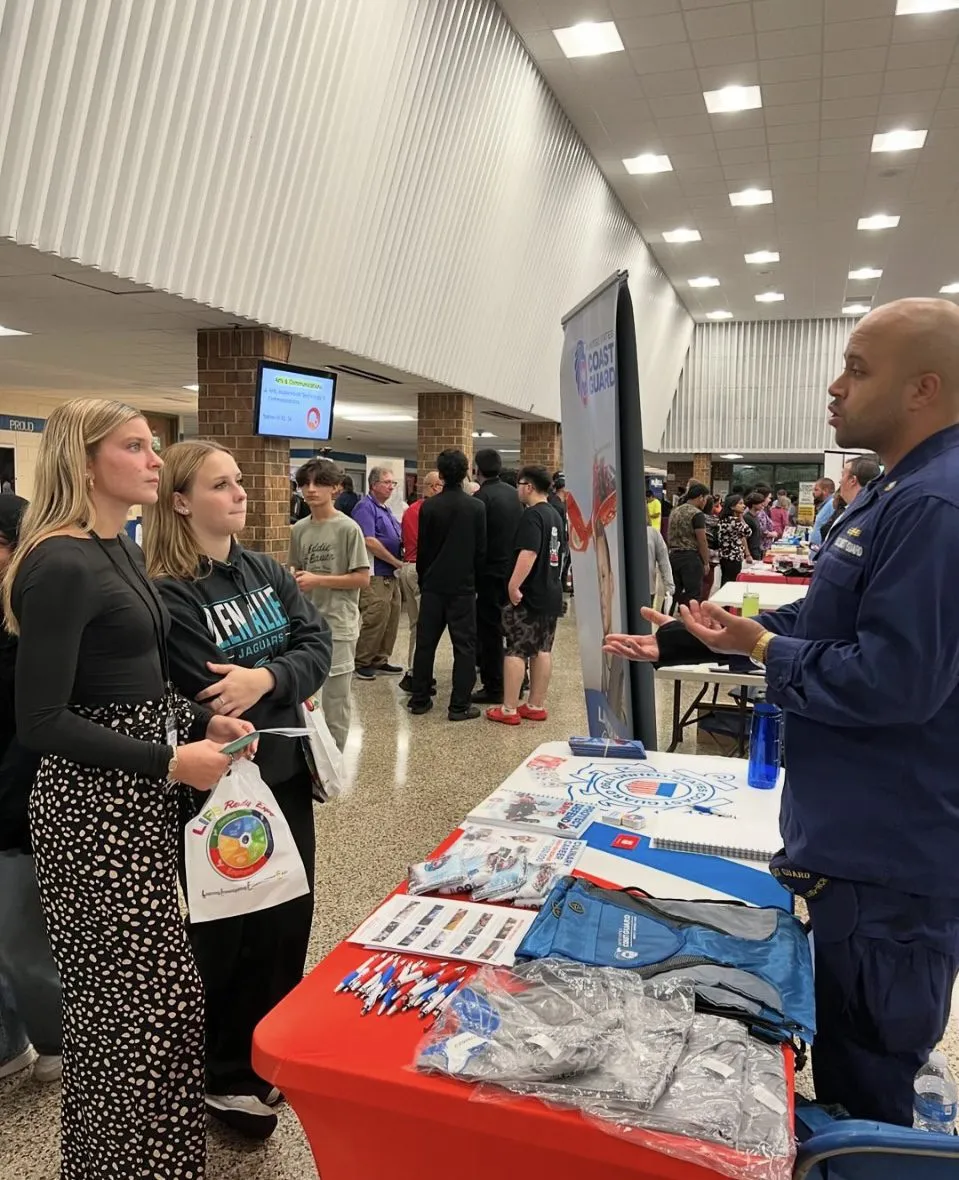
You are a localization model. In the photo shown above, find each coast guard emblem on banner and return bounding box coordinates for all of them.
[573,339,589,405]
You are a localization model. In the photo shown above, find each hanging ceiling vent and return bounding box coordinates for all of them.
[325,363,401,385]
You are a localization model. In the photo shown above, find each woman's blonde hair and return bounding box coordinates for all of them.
[2,398,143,634]
[144,440,233,581]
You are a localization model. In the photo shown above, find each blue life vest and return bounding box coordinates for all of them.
[516,876,815,1045]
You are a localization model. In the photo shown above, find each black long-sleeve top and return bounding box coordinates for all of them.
[12,535,209,779]
[416,487,487,595]
[474,477,524,579]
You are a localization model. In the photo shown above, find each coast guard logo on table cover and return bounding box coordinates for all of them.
[563,762,738,814]
[573,340,589,405]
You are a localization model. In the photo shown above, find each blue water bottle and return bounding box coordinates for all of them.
[747,703,782,789]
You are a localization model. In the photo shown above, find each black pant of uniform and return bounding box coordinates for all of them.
[411,591,476,713]
[476,574,508,696]
[180,768,316,1098]
[720,558,742,586]
[808,879,959,1125]
[670,550,704,609]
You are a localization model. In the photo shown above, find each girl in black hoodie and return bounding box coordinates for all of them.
[147,441,331,1140]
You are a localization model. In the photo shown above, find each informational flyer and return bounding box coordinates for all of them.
[349,895,536,967]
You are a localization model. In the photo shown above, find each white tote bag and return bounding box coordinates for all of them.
[183,758,310,923]
[301,695,345,802]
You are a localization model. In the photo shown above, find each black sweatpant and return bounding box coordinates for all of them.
[670,550,705,608]
[720,558,742,586]
[476,574,508,696]
[180,768,316,1098]
[411,591,477,712]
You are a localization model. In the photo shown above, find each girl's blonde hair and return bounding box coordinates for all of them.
[2,398,144,634]
[144,440,233,581]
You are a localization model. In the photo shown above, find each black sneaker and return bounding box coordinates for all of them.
[471,689,503,705]
[448,706,481,722]
[378,663,404,674]
[354,666,376,681]
[205,1094,278,1140]
[409,699,434,715]
[398,673,414,693]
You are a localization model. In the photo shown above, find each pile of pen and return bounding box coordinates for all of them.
[334,952,469,1020]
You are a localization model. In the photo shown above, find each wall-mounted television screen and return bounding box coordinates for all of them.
[254,359,337,441]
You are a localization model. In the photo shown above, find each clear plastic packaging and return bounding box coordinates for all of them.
[471,849,528,902]
[407,852,470,895]
[414,958,795,1180]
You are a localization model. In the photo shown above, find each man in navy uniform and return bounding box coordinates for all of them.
[605,297,959,1125]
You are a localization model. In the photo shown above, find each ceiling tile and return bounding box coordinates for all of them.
[819,136,871,157]
[762,79,823,105]
[820,114,881,138]
[627,43,696,73]
[534,0,613,22]
[823,47,888,77]
[680,0,755,9]
[713,124,769,148]
[770,154,820,175]
[938,87,959,108]
[824,0,893,19]
[515,29,568,60]
[883,67,948,95]
[691,34,757,68]
[766,120,821,143]
[821,73,883,100]
[640,68,705,97]
[649,92,705,117]
[719,144,771,165]
[655,113,715,136]
[616,13,688,48]
[671,149,722,168]
[891,11,959,43]
[825,18,893,53]
[610,0,680,15]
[886,41,955,71]
[667,131,722,153]
[764,101,822,125]
[818,152,870,172]
[821,94,880,120]
[753,0,824,32]
[768,139,820,160]
[876,90,940,118]
[675,164,728,183]
[683,3,754,39]
[759,54,822,82]
[757,25,824,59]
[696,62,761,89]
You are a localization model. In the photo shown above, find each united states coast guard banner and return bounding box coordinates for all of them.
[560,272,656,747]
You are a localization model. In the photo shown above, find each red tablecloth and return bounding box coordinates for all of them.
[737,571,812,586]
[253,834,795,1180]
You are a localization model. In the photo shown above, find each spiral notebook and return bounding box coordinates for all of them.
[648,812,780,863]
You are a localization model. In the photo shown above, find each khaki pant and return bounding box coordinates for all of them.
[396,562,421,669]
[355,575,401,669]
[322,637,356,752]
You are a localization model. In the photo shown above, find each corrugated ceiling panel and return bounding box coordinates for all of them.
[0,0,692,435]
[663,319,850,453]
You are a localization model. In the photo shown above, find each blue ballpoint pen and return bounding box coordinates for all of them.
[335,953,380,994]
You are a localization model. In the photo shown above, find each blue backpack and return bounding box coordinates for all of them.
[516,876,815,1046]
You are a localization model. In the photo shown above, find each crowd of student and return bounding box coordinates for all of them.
[0,400,570,1176]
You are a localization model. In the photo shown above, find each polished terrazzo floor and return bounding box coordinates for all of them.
[3,602,958,1178]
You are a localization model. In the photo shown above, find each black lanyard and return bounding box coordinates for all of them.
[89,532,172,692]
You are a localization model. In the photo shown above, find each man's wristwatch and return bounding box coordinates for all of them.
[167,749,180,782]
[750,630,775,666]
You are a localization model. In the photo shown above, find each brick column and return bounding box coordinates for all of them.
[692,452,712,486]
[417,392,474,489]
[520,421,562,473]
[197,328,292,562]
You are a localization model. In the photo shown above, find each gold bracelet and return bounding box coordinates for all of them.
[750,631,775,666]
[167,751,180,783]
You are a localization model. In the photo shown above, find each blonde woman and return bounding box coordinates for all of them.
[2,399,253,1180]
[146,440,331,1140]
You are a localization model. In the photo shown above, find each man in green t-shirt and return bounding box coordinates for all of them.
[291,459,371,751]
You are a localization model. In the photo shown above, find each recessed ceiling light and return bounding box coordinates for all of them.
[553,21,624,58]
[848,267,882,281]
[0,325,29,337]
[755,292,785,303]
[472,430,497,438]
[688,276,720,288]
[719,453,744,460]
[339,413,415,422]
[872,129,927,152]
[730,188,773,207]
[940,282,959,294]
[703,85,762,114]
[182,383,199,392]
[744,250,779,264]
[896,0,959,13]
[842,303,871,315]
[500,449,520,454]
[624,153,672,174]
[706,310,734,320]
[858,214,900,230]
[663,228,701,243]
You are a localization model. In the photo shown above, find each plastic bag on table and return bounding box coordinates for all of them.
[471,849,528,902]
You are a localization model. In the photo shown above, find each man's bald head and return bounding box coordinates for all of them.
[828,297,959,465]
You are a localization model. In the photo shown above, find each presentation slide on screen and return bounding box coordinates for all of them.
[257,364,335,440]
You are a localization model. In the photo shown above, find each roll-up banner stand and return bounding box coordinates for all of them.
[560,271,657,748]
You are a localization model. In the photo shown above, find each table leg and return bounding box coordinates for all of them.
[669,681,681,752]
[737,685,749,756]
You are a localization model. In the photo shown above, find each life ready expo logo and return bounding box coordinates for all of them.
[573,331,617,405]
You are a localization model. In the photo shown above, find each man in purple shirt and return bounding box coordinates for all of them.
[352,467,404,679]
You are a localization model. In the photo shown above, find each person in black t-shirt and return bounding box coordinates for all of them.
[487,466,563,726]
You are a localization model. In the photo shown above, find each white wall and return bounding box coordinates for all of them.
[663,319,850,454]
[0,0,691,442]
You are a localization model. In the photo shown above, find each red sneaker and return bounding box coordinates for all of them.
[486,707,522,726]
[518,704,548,722]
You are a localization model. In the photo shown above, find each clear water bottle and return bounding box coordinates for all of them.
[913,1050,958,1134]
[747,703,782,790]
